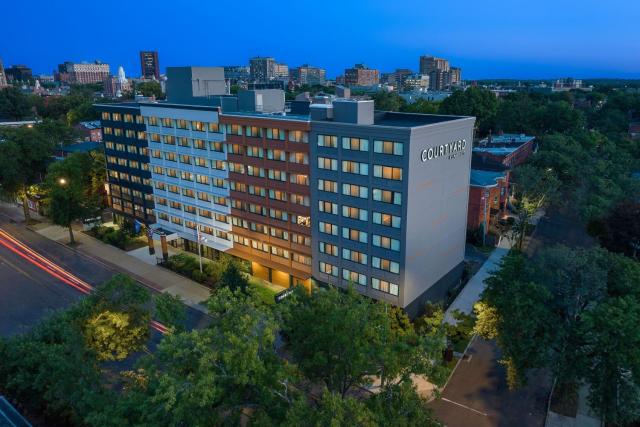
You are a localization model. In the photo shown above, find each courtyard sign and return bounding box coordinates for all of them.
[421,139,467,162]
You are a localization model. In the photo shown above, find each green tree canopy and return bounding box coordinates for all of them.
[439,87,498,134]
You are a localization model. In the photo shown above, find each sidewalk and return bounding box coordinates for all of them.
[546,384,601,427]
[31,222,211,313]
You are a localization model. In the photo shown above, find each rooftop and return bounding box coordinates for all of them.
[470,169,507,187]
[372,111,467,128]
[473,146,519,155]
[479,133,535,145]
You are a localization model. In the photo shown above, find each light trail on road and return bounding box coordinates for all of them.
[0,227,169,334]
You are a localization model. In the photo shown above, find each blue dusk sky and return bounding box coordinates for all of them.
[1,0,639,80]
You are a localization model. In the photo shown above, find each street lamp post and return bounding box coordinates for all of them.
[482,189,490,246]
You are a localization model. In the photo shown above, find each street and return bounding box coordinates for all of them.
[0,207,209,339]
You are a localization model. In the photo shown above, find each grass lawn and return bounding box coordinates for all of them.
[248,277,278,305]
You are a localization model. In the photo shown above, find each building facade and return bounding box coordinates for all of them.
[309,100,474,316]
[0,59,8,87]
[140,51,160,80]
[249,57,276,83]
[57,61,110,84]
[467,170,509,232]
[5,65,32,83]
[98,103,155,224]
[95,94,475,315]
[344,64,380,87]
[292,64,326,86]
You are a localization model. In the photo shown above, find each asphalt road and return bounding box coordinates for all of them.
[429,337,552,427]
[0,208,209,339]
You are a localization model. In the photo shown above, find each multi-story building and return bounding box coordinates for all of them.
[274,63,289,80]
[419,55,462,90]
[309,100,474,316]
[291,64,326,86]
[0,59,7,87]
[468,169,509,232]
[403,74,430,91]
[97,103,155,224]
[95,89,475,316]
[223,66,250,84]
[140,51,160,80]
[472,133,536,169]
[344,64,380,87]
[5,64,32,83]
[249,57,276,83]
[56,61,110,84]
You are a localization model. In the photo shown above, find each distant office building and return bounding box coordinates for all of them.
[344,64,379,87]
[140,51,160,80]
[249,57,276,82]
[274,63,289,80]
[223,66,250,84]
[0,59,7,87]
[56,61,110,84]
[419,55,462,90]
[552,77,583,91]
[403,74,430,91]
[393,68,413,88]
[5,64,33,83]
[292,64,326,86]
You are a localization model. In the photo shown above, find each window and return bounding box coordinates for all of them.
[114,128,123,136]
[343,269,367,286]
[343,205,368,221]
[292,233,311,246]
[180,154,192,164]
[342,137,369,151]
[191,121,206,132]
[112,113,122,121]
[373,212,401,228]
[271,246,290,259]
[290,174,309,186]
[176,119,188,129]
[342,161,369,175]
[318,157,338,171]
[319,262,338,277]
[195,157,207,167]
[342,184,368,199]
[101,112,110,120]
[208,122,220,132]
[373,235,401,251]
[151,133,161,142]
[178,137,190,147]
[318,221,338,236]
[374,140,403,156]
[213,178,226,188]
[226,143,243,154]
[246,146,264,158]
[268,169,287,181]
[245,126,262,137]
[290,194,309,206]
[196,174,209,185]
[342,227,367,243]
[373,165,402,181]
[161,117,173,127]
[342,248,367,265]
[214,196,227,206]
[269,208,288,221]
[318,179,338,193]
[215,213,228,223]
[164,152,177,162]
[319,242,338,256]
[269,190,287,202]
[211,160,226,171]
[103,127,113,135]
[372,257,400,274]
[293,253,311,266]
[137,131,146,140]
[289,152,308,164]
[136,115,144,124]
[288,130,308,143]
[249,185,265,197]
[267,149,286,161]
[105,142,114,149]
[247,166,265,177]
[270,227,289,240]
[372,278,399,295]
[125,129,136,138]
[318,200,338,215]
[266,128,285,140]
[123,114,133,123]
[373,189,402,205]
[184,205,196,214]
[197,191,209,201]
[317,134,338,148]
[147,116,159,126]
[164,135,176,145]
[225,124,242,135]
[193,139,206,150]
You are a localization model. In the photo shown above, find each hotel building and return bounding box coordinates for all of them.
[96,83,474,315]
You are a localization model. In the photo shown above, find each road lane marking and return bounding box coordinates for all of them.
[440,397,489,416]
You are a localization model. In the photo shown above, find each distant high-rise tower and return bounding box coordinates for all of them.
[139,51,160,80]
[249,57,276,83]
[0,58,7,87]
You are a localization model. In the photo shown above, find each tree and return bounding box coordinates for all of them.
[84,310,148,361]
[0,126,54,221]
[597,202,640,259]
[401,98,440,114]
[283,391,376,427]
[0,86,32,120]
[371,91,406,112]
[153,292,187,332]
[218,260,249,293]
[510,164,560,249]
[439,87,498,134]
[282,286,447,397]
[581,296,640,425]
[365,380,442,427]
[135,81,163,99]
[44,153,101,243]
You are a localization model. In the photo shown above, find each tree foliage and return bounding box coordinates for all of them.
[439,87,498,134]
[480,246,640,422]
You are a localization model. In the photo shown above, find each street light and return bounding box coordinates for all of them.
[58,178,67,186]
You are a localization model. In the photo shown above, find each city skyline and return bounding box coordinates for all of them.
[2,0,639,80]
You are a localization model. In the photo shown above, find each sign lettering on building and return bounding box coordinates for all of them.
[421,139,467,162]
